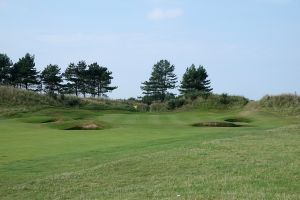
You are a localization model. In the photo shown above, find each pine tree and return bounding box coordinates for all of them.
[0,53,13,85]
[77,61,88,98]
[41,64,63,96]
[141,60,177,102]
[87,63,117,97]
[63,61,87,96]
[180,64,212,95]
[63,63,78,96]
[13,53,39,90]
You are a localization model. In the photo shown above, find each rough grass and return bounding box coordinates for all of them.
[0,87,138,118]
[0,86,60,106]
[0,107,299,199]
[260,94,300,114]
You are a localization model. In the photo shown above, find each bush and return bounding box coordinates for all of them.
[187,94,249,110]
[167,98,186,110]
[219,93,230,104]
[185,91,211,100]
[150,102,168,112]
[134,103,149,112]
[63,96,82,107]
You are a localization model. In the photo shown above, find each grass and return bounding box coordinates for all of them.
[0,106,299,199]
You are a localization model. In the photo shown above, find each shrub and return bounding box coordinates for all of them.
[134,103,149,112]
[150,102,168,112]
[185,91,211,100]
[187,94,249,110]
[167,98,186,110]
[219,93,230,104]
[63,96,82,107]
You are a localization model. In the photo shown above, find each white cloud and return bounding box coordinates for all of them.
[148,8,183,20]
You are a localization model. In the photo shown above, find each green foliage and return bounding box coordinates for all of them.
[149,101,168,112]
[11,53,39,90]
[180,64,212,95]
[134,103,149,112]
[219,93,230,104]
[141,60,177,102]
[184,90,211,100]
[77,61,89,97]
[63,63,78,95]
[62,96,82,107]
[86,62,117,97]
[186,94,249,110]
[41,64,63,96]
[0,53,13,85]
[63,61,117,98]
[167,98,186,110]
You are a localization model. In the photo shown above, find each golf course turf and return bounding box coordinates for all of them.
[0,107,299,199]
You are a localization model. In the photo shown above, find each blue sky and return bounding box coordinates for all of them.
[1,0,299,99]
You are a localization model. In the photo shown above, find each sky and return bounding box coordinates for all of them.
[0,0,299,100]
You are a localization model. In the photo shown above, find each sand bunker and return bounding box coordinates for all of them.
[65,123,101,130]
[192,121,242,127]
[224,117,251,123]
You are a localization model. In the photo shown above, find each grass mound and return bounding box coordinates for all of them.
[192,121,242,127]
[21,116,58,123]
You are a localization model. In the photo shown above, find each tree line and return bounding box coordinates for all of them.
[141,60,212,103]
[0,53,117,97]
[0,53,212,102]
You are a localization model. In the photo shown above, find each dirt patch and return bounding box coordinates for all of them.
[192,121,242,127]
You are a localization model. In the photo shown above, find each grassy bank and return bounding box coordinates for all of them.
[0,105,299,199]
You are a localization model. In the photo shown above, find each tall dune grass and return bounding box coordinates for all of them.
[260,94,300,114]
[0,86,60,106]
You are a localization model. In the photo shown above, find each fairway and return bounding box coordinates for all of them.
[0,108,299,199]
